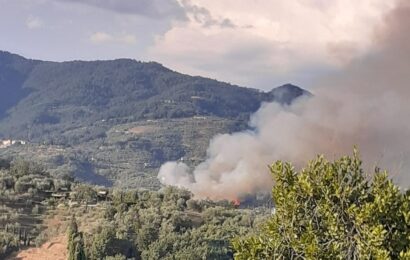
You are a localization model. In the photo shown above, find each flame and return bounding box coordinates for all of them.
[232,198,241,207]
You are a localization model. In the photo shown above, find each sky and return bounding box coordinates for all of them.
[0,0,398,90]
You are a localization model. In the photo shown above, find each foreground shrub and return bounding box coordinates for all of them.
[233,150,410,259]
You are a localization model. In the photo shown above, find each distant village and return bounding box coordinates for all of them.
[0,139,27,149]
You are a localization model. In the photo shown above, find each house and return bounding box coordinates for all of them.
[51,192,69,199]
[0,139,27,148]
[97,190,109,201]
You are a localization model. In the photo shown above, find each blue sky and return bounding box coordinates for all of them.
[0,0,396,90]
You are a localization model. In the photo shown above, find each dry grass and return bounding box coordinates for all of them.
[7,203,103,260]
[10,235,67,260]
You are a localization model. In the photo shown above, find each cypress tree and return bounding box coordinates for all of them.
[67,215,86,260]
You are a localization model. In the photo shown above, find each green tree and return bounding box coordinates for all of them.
[233,150,410,259]
[89,226,116,259]
[68,216,86,260]
[104,254,126,260]
[73,234,86,260]
[71,184,98,203]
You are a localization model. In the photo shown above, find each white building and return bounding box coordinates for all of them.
[0,139,27,149]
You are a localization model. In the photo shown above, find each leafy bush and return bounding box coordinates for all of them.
[0,231,20,257]
[81,187,264,259]
[233,150,410,259]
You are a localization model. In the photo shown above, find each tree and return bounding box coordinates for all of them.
[233,150,410,259]
[67,216,86,260]
[73,234,86,260]
[89,226,116,259]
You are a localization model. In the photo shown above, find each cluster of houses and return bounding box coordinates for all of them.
[39,187,110,206]
[0,139,27,149]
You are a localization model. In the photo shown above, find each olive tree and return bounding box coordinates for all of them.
[233,150,410,259]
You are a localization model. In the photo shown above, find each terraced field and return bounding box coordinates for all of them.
[0,116,241,189]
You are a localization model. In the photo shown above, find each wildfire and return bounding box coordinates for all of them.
[232,198,241,207]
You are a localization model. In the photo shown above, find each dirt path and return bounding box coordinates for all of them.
[9,235,67,260]
[8,208,69,260]
[7,205,101,260]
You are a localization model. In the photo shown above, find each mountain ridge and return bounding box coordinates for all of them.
[0,50,310,187]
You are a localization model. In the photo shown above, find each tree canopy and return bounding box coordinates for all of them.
[233,150,410,259]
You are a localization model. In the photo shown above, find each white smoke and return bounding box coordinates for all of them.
[158,0,410,200]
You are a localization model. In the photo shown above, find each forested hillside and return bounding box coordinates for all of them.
[0,50,310,187]
[0,50,308,141]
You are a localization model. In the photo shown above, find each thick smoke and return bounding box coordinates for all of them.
[158,0,410,200]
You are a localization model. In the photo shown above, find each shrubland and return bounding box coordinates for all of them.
[0,157,269,259]
[3,150,408,259]
[73,187,268,259]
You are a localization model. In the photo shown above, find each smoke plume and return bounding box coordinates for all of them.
[158,0,410,200]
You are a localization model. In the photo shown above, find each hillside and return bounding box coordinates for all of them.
[0,158,269,259]
[0,50,310,187]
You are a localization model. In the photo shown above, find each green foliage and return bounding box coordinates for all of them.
[74,240,87,260]
[71,184,98,203]
[0,51,308,189]
[0,231,19,256]
[0,156,270,259]
[233,151,410,259]
[81,187,267,259]
[104,255,127,260]
[0,158,76,258]
[0,51,308,143]
[68,216,86,260]
[88,226,118,259]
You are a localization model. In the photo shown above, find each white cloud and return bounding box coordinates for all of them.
[119,34,138,45]
[90,32,112,43]
[26,16,44,29]
[89,32,137,45]
[148,0,397,89]
[3,0,401,89]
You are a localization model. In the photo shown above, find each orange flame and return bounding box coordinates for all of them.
[232,198,240,207]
